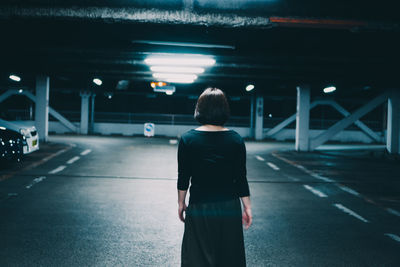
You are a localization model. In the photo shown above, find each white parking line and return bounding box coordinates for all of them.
[255,156,265,161]
[303,185,328,198]
[267,162,280,171]
[48,165,67,174]
[309,173,334,183]
[80,149,92,156]
[386,208,400,217]
[26,176,46,189]
[384,233,400,243]
[333,203,369,223]
[338,185,360,197]
[67,156,80,164]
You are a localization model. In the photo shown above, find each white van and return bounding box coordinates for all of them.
[0,119,39,154]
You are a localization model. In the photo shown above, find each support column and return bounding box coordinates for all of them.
[250,94,255,138]
[90,93,96,134]
[254,96,264,141]
[35,76,49,142]
[295,86,310,151]
[80,92,90,135]
[387,91,400,154]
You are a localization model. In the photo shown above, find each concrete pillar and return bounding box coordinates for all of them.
[35,76,49,142]
[80,92,91,135]
[295,86,310,151]
[250,94,255,138]
[387,91,400,154]
[254,96,264,140]
[90,93,96,133]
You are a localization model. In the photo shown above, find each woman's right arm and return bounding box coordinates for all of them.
[241,196,252,229]
[177,137,190,222]
[237,139,252,229]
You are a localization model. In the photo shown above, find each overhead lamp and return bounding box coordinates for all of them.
[145,56,215,66]
[9,74,21,82]
[153,73,197,80]
[246,84,255,91]
[165,78,195,84]
[165,90,174,95]
[150,66,205,74]
[18,89,23,93]
[93,78,102,86]
[104,92,113,99]
[323,86,336,93]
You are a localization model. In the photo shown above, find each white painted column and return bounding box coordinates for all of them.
[254,96,264,140]
[250,94,255,138]
[35,76,49,142]
[80,92,90,135]
[387,91,400,154]
[295,86,310,151]
[90,93,96,133]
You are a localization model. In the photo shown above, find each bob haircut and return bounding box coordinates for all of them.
[194,88,230,126]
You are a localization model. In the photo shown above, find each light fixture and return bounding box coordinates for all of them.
[18,89,23,93]
[93,78,102,86]
[150,66,205,74]
[104,92,113,99]
[145,56,215,66]
[165,90,174,95]
[323,86,336,93]
[153,73,197,80]
[9,74,21,82]
[246,84,255,91]
[165,78,196,84]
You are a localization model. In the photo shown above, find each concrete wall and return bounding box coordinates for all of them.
[47,121,383,143]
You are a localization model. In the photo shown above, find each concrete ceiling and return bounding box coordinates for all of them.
[0,0,399,97]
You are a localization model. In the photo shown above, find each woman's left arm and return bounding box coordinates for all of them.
[177,137,190,222]
[178,190,188,222]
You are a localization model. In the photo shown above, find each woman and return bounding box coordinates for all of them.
[177,88,252,267]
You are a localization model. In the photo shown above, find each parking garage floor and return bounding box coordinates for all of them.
[0,135,399,266]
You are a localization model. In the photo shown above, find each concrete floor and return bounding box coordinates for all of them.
[0,135,399,266]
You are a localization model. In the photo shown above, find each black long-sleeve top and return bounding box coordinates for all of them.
[177,129,250,204]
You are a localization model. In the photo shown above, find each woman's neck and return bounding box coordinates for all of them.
[196,124,229,131]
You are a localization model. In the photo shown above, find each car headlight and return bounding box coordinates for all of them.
[19,128,31,137]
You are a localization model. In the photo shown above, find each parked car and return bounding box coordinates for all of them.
[0,119,39,154]
[0,126,25,163]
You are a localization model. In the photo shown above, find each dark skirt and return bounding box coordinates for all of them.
[181,198,246,267]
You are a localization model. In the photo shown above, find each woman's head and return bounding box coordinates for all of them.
[194,88,230,126]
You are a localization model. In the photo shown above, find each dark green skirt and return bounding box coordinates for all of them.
[181,198,246,267]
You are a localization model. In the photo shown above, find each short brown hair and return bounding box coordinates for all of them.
[194,88,230,126]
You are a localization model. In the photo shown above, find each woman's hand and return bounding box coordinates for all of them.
[178,203,187,223]
[242,207,252,229]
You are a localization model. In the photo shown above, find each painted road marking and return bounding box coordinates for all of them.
[255,156,265,161]
[67,156,80,164]
[303,185,328,198]
[309,173,334,183]
[267,162,280,171]
[387,208,400,217]
[338,185,360,197]
[26,176,46,189]
[80,149,92,156]
[169,139,178,145]
[384,233,400,243]
[333,203,369,223]
[48,165,67,174]
[7,193,18,197]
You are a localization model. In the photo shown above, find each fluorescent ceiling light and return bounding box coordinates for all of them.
[150,66,204,74]
[165,78,195,84]
[323,86,336,93]
[9,74,21,82]
[153,73,197,80]
[18,89,23,93]
[246,84,255,91]
[145,56,215,66]
[93,78,102,86]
